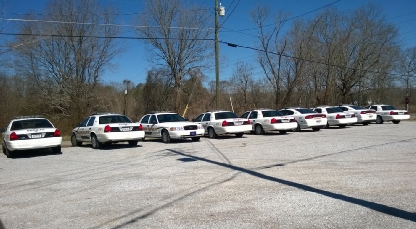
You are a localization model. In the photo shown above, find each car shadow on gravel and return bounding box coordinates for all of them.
[9,148,62,159]
[96,144,143,150]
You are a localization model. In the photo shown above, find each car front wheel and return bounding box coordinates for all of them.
[392,120,400,124]
[161,130,171,143]
[208,127,217,139]
[254,124,264,135]
[71,134,82,147]
[128,140,139,146]
[376,116,384,124]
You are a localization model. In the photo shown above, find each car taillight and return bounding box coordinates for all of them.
[305,115,312,119]
[360,111,366,114]
[10,132,19,141]
[53,129,61,137]
[336,114,342,119]
[390,111,397,115]
[271,118,277,124]
[139,124,143,130]
[321,114,326,118]
[292,117,296,122]
[247,119,251,124]
[222,120,228,127]
[405,111,409,114]
[352,114,356,117]
[104,125,112,132]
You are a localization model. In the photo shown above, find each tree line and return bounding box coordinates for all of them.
[0,0,415,135]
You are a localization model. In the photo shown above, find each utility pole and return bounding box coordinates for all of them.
[215,1,224,109]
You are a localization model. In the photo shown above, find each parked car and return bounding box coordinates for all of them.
[312,106,357,128]
[279,108,327,131]
[193,110,252,138]
[240,109,297,134]
[337,104,376,125]
[138,112,204,143]
[367,104,410,124]
[1,116,62,158]
[71,113,144,149]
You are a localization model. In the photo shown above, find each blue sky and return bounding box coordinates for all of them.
[2,0,416,86]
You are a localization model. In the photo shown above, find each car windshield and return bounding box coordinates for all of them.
[350,105,366,110]
[215,112,238,119]
[11,119,53,131]
[295,108,316,114]
[157,114,186,123]
[262,110,283,117]
[326,107,343,113]
[381,105,397,110]
[99,115,132,124]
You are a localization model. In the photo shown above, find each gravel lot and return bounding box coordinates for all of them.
[1,122,416,229]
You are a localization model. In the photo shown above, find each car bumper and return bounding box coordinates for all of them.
[7,137,62,151]
[169,129,204,139]
[215,125,252,135]
[96,131,145,142]
[328,117,358,126]
[301,119,327,129]
[263,122,298,131]
[357,115,376,123]
[381,115,410,121]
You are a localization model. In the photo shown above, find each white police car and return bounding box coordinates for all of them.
[1,116,62,158]
[138,112,204,143]
[338,104,376,125]
[279,108,327,131]
[368,104,410,124]
[240,109,297,134]
[312,106,357,128]
[193,110,252,138]
[71,113,144,149]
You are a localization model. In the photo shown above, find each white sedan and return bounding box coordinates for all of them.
[279,108,327,131]
[138,112,204,143]
[368,104,410,124]
[71,113,144,149]
[2,116,62,158]
[241,109,297,134]
[313,106,357,128]
[338,104,376,125]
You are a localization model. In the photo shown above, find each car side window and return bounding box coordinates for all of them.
[339,107,347,111]
[80,117,90,127]
[370,106,377,110]
[241,112,250,119]
[194,114,204,122]
[202,113,211,121]
[141,115,150,124]
[149,115,158,124]
[249,111,258,119]
[87,117,95,126]
[286,110,294,115]
[315,108,322,113]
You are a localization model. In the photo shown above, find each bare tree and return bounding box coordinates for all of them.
[230,61,255,112]
[11,0,121,123]
[142,68,174,113]
[398,47,416,107]
[134,0,212,113]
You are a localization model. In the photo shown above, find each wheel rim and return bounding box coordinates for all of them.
[255,125,262,134]
[162,131,169,142]
[71,135,76,146]
[92,136,97,147]
[209,129,214,138]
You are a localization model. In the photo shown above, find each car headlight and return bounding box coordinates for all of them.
[169,127,184,131]
[198,125,204,129]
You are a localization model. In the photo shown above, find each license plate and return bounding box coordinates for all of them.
[190,131,196,136]
[316,120,321,123]
[282,119,289,122]
[121,127,130,131]
[32,134,42,138]
[345,115,351,118]
[368,115,373,118]
[234,121,243,125]
[399,112,404,115]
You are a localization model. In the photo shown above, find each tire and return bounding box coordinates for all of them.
[279,130,287,134]
[142,137,146,141]
[363,122,369,126]
[3,144,13,158]
[191,137,200,142]
[91,134,102,149]
[324,123,329,129]
[312,127,321,131]
[339,125,346,128]
[161,130,171,143]
[235,133,244,138]
[392,120,400,124]
[71,134,82,147]
[52,146,61,154]
[376,116,384,124]
[254,124,264,135]
[128,140,139,146]
[295,122,301,132]
[208,127,217,139]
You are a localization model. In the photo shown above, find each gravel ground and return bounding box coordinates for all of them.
[1,122,416,229]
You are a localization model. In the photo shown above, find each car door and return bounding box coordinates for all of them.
[148,115,159,136]
[85,117,95,140]
[75,117,90,141]
[248,111,258,125]
[140,115,150,136]
[201,113,211,134]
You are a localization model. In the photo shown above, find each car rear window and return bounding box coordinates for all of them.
[295,108,316,114]
[99,115,132,124]
[381,105,397,110]
[11,119,53,131]
[215,112,238,119]
[326,107,343,113]
[350,105,365,110]
[262,110,283,117]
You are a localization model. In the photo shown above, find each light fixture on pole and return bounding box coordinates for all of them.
[215,1,225,109]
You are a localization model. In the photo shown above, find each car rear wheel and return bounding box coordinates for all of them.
[312,127,321,131]
[392,120,400,124]
[91,134,102,149]
[2,144,13,158]
[295,122,301,132]
[376,116,384,124]
[161,130,171,143]
[52,146,61,154]
[191,137,200,142]
[339,125,346,128]
[71,134,82,147]
[363,122,369,126]
[128,140,139,146]
[254,124,264,135]
[235,133,244,138]
[324,123,329,129]
[279,130,287,134]
[208,127,217,139]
